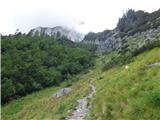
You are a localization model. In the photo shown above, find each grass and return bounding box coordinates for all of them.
[2,47,160,120]
[85,47,160,120]
[1,71,95,120]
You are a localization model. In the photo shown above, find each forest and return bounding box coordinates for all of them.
[1,34,94,104]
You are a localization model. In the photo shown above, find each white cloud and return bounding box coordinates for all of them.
[0,0,160,35]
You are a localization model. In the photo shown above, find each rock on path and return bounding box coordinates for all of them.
[67,83,96,120]
[148,62,160,67]
[52,88,72,98]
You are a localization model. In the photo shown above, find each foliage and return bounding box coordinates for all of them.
[148,91,160,107]
[2,48,160,120]
[102,51,133,71]
[117,9,160,37]
[1,35,94,104]
[76,42,98,54]
[1,69,91,120]
[102,33,160,71]
[87,48,160,120]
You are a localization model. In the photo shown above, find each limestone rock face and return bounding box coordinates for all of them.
[28,26,84,42]
[82,9,160,54]
[83,27,160,54]
[82,29,121,53]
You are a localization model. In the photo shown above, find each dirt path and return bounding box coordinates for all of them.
[67,82,96,120]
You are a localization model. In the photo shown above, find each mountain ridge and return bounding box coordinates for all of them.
[82,9,160,53]
[28,26,84,42]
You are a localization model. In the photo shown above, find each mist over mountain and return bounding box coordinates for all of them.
[28,26,84,42]
[1,5,160,120]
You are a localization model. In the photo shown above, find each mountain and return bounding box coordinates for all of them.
[2,8,160,120]
[28,26,84,42]
[82,9,160,53]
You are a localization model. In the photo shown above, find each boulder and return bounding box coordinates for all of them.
[52,88,72,98]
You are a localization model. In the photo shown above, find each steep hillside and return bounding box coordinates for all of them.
[2,8,160,120]
[86,48,160,120]
[82,9,160,53]
[117,9,160,36]
[2,47,160,120]
[28,26,84,42]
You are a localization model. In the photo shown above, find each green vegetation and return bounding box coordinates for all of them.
[77,42,98,54]
[2,46,160,120]
[86,47,160,120]
[149,91,160,107]
[117,9,160,36]
[1,15,160,119]
[102,33,160,71]
[1,69,96,120]
[1,35,94,104]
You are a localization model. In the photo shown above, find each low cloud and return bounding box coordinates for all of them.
[0,0,160,35]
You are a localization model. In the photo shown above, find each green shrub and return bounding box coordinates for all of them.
[1,35,95,104]
[102,53,133,71]
[149,91,160,107]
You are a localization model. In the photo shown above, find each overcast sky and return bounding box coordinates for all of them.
[0,0,160,35]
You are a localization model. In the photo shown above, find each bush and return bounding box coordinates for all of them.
[102,52,133,71]
[117,9,160,37]
[1,35,95,104]
[149,91,160,107]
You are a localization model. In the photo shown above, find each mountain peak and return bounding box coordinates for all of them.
[28,26,84,42]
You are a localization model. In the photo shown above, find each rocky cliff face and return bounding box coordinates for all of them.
[82,9,160,54]
[82,29,121,53]
[28,26,84,42]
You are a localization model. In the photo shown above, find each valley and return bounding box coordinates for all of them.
[1,8,160,120]
[2,47,160,120]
